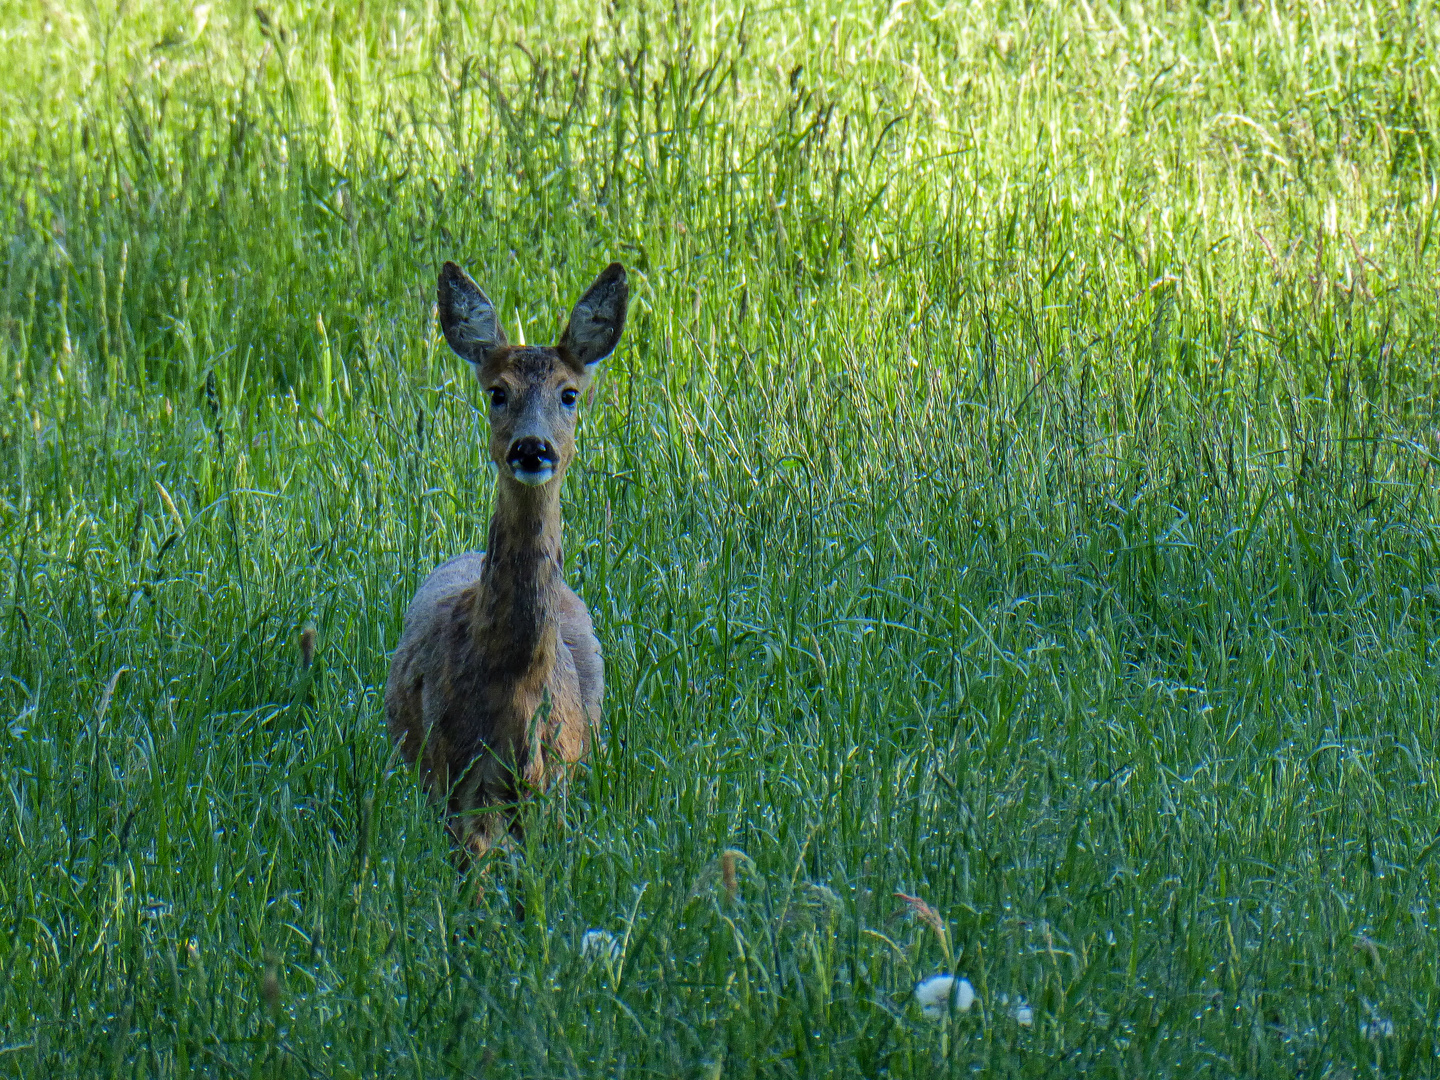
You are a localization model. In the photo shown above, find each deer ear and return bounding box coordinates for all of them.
[437,262,507,366]
[559,263,628,372]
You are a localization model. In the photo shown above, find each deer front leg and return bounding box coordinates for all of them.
[448,807,527,915]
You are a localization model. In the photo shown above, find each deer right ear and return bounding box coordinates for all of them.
[437,262,507,367]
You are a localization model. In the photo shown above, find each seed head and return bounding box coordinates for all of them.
[154,480,184,532]
[690,848,754,905]
[299,623,317,669]
[893,891,952,964]
[721,850,739,902]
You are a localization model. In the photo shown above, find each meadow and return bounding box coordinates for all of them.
[2,0,1439,1074]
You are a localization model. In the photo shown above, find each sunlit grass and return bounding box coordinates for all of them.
[1,0,1439,1075]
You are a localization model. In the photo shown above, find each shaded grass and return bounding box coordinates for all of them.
[2,0,1440,1076]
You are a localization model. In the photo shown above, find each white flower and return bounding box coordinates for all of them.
[1361,1016,1394,1039]
[914,974,975,1020]
[580,929,620,965]
[1359,996,1394,1039]
[998,993,1034,1027]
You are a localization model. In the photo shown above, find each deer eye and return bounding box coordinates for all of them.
[488,387,507,408]
[560,388,579,408]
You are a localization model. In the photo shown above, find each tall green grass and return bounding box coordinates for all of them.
[1,0,1438,1075]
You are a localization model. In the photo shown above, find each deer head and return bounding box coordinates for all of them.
[437,262,628,487]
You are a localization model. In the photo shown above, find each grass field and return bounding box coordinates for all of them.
[2,0,1439,1075]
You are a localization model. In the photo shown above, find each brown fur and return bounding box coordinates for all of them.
[385,262,626,864]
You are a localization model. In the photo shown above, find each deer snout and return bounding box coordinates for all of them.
[506,436,559,486]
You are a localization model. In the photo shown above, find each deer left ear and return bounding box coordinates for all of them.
[559,263,628,375]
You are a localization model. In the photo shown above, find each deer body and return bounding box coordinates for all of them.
[385,262,627,862]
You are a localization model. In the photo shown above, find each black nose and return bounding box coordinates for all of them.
[506,437,558,472]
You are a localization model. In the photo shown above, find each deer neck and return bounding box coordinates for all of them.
[473,478,564,676]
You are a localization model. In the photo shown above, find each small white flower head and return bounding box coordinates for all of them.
[580,929,621,966]
[1361,1016,1394,1040]
[914,974,975,1020]
[1359,995,1394,1039]
[1010,1000,1034,1027]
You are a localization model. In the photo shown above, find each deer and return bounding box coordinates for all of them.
[385,260,627,874]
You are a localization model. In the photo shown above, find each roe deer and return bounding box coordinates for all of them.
[385,260,627,866]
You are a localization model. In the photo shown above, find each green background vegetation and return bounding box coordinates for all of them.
[2,0,1439,1074]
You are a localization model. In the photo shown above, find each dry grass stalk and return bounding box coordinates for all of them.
[721,849,740,903]
[893,891,953,966]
